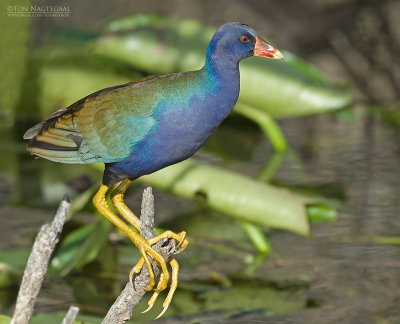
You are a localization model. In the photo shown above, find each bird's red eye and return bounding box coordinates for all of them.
[240,35,249,43]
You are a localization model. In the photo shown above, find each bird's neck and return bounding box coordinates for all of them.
[197,51,241,119]
[203,51,240,85]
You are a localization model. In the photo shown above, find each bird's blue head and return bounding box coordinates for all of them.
[206,22,283,67]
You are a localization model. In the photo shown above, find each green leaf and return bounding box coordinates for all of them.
[372,236,400,245]
[373,104,400,128]
[38,57,136,118]
[0,315,11,324]
[239,56,352,118]
[50,216,112,276]
[30,311,100,324]
[240,222,271,254]
[23,51,140,118]
[0,249,30,269]
[50,225,94,275]
[138,159,310,236]
[73,217,112,270]
[306,204,337,223]
[0,263,18,287]
[235,103,288,152]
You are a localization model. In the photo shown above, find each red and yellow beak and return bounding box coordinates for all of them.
[254,36,284,60]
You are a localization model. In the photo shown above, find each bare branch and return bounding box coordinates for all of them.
[102,187,176,324]
[61,305,80,324]
[11,196,71,324]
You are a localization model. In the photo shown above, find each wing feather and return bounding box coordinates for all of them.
[24,76,161,164]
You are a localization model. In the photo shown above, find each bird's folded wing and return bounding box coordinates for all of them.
[25,82,157,164]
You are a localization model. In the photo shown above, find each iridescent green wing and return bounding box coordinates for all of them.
[25,76,160,164]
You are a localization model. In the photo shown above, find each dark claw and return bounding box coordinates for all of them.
[173,246,186,255]
[130,272,139,291]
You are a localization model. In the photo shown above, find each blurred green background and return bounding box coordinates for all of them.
[0,0,399,323]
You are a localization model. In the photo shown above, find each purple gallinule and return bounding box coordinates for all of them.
[24,22,283,318]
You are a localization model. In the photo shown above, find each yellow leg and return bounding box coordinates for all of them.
[111,179,189,277]
[128,230,188,284]
[93,185,170,291]
[103,181,189,319]
[147,230,189,251]
[111,179,140,231]
[142,258,180,319]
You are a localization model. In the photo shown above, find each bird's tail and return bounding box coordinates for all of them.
[24,109,85,164]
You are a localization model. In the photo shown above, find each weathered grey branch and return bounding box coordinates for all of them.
[61,305,80,324]
[102,187,176,324]
[11,196,71,324]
